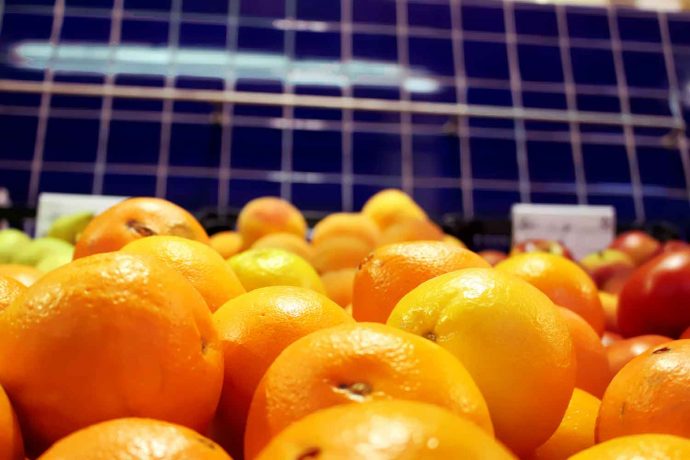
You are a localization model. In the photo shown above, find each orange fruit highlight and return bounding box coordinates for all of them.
[311,212,380,248]
[236,197,306,248]
[0,384,23,460]
[212,287,353,459]
[320,268,356,308]
[570,434,690,460]
[121,235,245,312]
[0,276,25,312]
[387,268,576,454]
[528,389,600,460]
[598,339,690,442]
[210,231,243,259]
[378,217,444,246]
[496,253,605,336]
[256,401,515,460]
[74,197,209,258]
[251,232,314,264]
[0,253,223,454]
[0,265,42,287]
[559,307,609,398]
[38,418,230,460]
[312,236,372,273]
[244,322,493,459]
[361,189,427,230]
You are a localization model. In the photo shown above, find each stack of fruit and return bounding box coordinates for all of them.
[0,190,690,459]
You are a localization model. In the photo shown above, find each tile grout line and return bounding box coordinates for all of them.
[341,0,354,212]
[395,0,414,195]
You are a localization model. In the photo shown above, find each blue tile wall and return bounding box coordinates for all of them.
[0,0,689,228]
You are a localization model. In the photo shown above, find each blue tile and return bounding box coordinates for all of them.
[51,92,103,109]
[179,22,226,47]
[295,31,341,59]
[525,120,569,131]
[0,115,37,160]
[580,124,623,134]
[39,171,93,194]
[629,97,672,116]
[230,127,282,170]
[409,37,455,77]
[0,66,45,83]
[567,9,610,39]
[0,13,53,40]
[228,179,282,208]
[234,81,283,115]
[413,187,463,217]
[531,192,578,204]
[103,173,156,196]
[353,34,397,62]
[618,13,661,43]
[297,0,341,22]
[674,51,690,92]
[623,51,668,89]
[0,169,30,205]
[352,106,401,123]
[61,16,111,41]
[293,130,342,173]
[166,176,218,210]
[234,103,283,118]
[174,78,223,113]
[576,94,621,113]
[6,0,54,4]
[467,87,512,107]
[522,91,567,110]
[464,41,510,79]
[468,117,514,129]
[113,76,165,111]
[240,0,285,19]
[571,47,617,85]
[462,4,505,33]
[107,120,161,164]
[352,132,402,175]
[169,123,221,167]
[644,196,690,221]
[353,85,400,100]
[237,26,284,52]
[124,0,171,10]
[582,143,631,183]
[66,0,113,7]
[121,19,169,44]
[518,44,563,82]
[634,126,671,137]
[638,146,686,188]
[471,137,518,181]
[410,85,457,103]
[412,134,461,178]
[412,114,449,126]
[235,80,283,93]
[514,5,558,37]
[473,190,521,217]
[588,194,636,221]
[408,2,451,29]
[353,0,396,24]
[669,18,690,45]
[44,117,100,163]
[527,140,575,182]
[292,183,342,212]
[0,92,41,106]
[182,0,228,14]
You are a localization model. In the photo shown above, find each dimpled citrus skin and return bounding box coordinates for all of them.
[212,287,354,459]
[0,253,223,454]
[74,197,209,259]
[0,384,23,460]
[38,418,231,460]
[569,434,690,460]
[387,268,576,455]
[0,276,25,312]
[228,248,325,293]
[597,339,690,442]
[236,197,307,249]
[496,253,605,336]
[256,401,515,460]
[244,322,493,459]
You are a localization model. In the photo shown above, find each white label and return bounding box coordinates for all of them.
[35,193,127,238]
[512,204,616,259]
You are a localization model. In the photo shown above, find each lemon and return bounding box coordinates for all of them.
[228,248,325,293]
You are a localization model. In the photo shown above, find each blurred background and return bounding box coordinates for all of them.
[1,0,690,247]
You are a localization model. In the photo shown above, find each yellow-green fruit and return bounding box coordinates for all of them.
[228,248,325,293]
[0,229,31,263]
[47,211,94,244]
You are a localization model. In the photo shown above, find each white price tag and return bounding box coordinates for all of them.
[35,193,127,238]
[512,204,616,259]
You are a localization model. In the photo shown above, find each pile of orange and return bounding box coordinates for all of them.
[0,190,689,459]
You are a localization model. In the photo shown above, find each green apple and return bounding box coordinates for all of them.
[13,237,74,267]
[0,228,31,263]
[47,211,94,244]
[35,248,74,273]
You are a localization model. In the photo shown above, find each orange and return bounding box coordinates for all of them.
[378,217,444,246]
[387,268,576,454]
[256,401,515,460]
[606,334,672,380]
[559,307,609,398]
[597,339,690,442]
[0,253,223,454]
[443,234,467,248]
[570,434,690,459]
[320,268,356,307]
[311,212,380,248]
[74,197,209,258]
[210,231,243,259]
[0,384,23,460]
[228,248,325,293]
[121,236,245,312]
[212,287,353,458]
[312,236,372,273]
[528,389,600,460]
[251,233,314,264]
[496,253,605,336]
[236,197,306,248]
[0,276,25,312]
[600,291,619,333]
[38,418,230,460]
[352,241,490,323]
[361,189,427,230]
[244,322,493,459]
[0,265,42,287]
